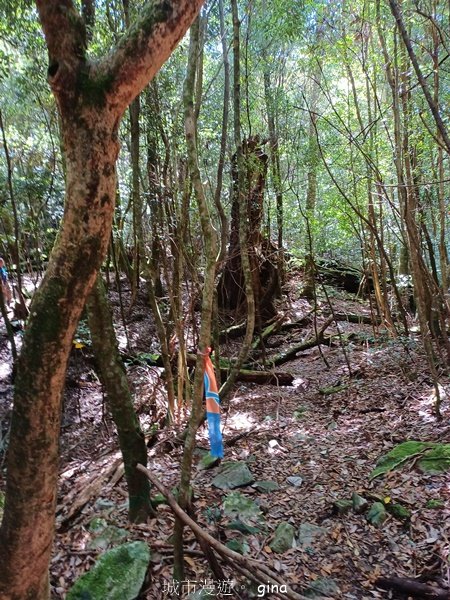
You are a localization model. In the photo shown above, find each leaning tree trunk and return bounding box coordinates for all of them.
[86,276,153,523]
[0,2,204,598]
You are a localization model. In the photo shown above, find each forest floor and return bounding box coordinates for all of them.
[0,272,449,600]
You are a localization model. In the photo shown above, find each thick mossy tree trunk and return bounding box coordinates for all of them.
[218,136,280,323]
[87,276,153,523]
[0,2,204,598]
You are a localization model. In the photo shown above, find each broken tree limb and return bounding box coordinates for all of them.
[326,311,382,325]
[136,464,308,600]
[269,335,334,366]
[270,316,335,366]
[375,576,450,599]
[56,454,122,529]
[232,369,293,385]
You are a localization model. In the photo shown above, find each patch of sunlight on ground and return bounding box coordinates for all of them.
[226,411,256,431]
[414,385,447,423]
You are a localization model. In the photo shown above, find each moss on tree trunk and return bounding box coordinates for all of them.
[87,276,153,523]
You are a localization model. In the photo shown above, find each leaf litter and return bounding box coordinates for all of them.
[0,277,449,599]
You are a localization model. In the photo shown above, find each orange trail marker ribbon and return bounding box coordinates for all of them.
[203,347,224,458]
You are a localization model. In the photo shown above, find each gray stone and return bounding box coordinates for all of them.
[87,525,128,551]
[287,476,303,487]
[66,541,150,600]
[211,462,254,490]
[252,480,280,493]
[351,492,368,514]
[297,523,327,547]
[270,522,296,553]
[367,502,387,527]
[304,577,339,598]
[333,499,353,515]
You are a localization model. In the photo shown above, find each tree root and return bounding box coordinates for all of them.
[376,576,450,599]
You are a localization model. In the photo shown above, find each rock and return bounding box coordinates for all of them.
[351,492,368,514]
[88,525,128,551]
[222,492,264,528]
[367,502,387,527]
[418,444,450,474]
[66,541,150,600]
[297,523,327,548]
[212,462,254,490]
[388,503,411,521]
[226,520,260,534]
[332,499,353,515]
[286,476,303,487]
[304,577,339,598]
[225,539,250,555]
[198,453,221,470]
[88,517,109,533]
[270,523,296,553]
[252,480,280,493]
[94,498,116,512]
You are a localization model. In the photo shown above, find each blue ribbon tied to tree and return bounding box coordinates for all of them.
[203,348,224,458]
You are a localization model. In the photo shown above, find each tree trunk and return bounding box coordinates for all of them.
[0,1,204,597]
[173,14,218,582]
[86,276,153,523]
[0,115,120,599]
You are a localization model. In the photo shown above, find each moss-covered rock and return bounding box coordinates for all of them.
[370,441,434,479]
[371,441,450,478]
[66,541,150,600]
[418,445,450,474]
[270,522,296,553]
[387,503,410,521]
[212,462,254,490]
[426,499,445,509]
[367,502,387,527]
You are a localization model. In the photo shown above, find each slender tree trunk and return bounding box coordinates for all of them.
[173,14,218,582]
[263,68,284,282]
[86,275,153,523]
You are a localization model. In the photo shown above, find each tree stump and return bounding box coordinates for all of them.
[218,136,281,322]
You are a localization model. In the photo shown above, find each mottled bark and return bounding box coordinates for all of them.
[0,1,204,597]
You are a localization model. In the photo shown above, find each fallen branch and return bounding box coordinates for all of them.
[136,464,308,600]
[233,368,294,385]
[56,454,122,528]
[270,335,334,366]
[326,311,381,325]
[376,576,450,599]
